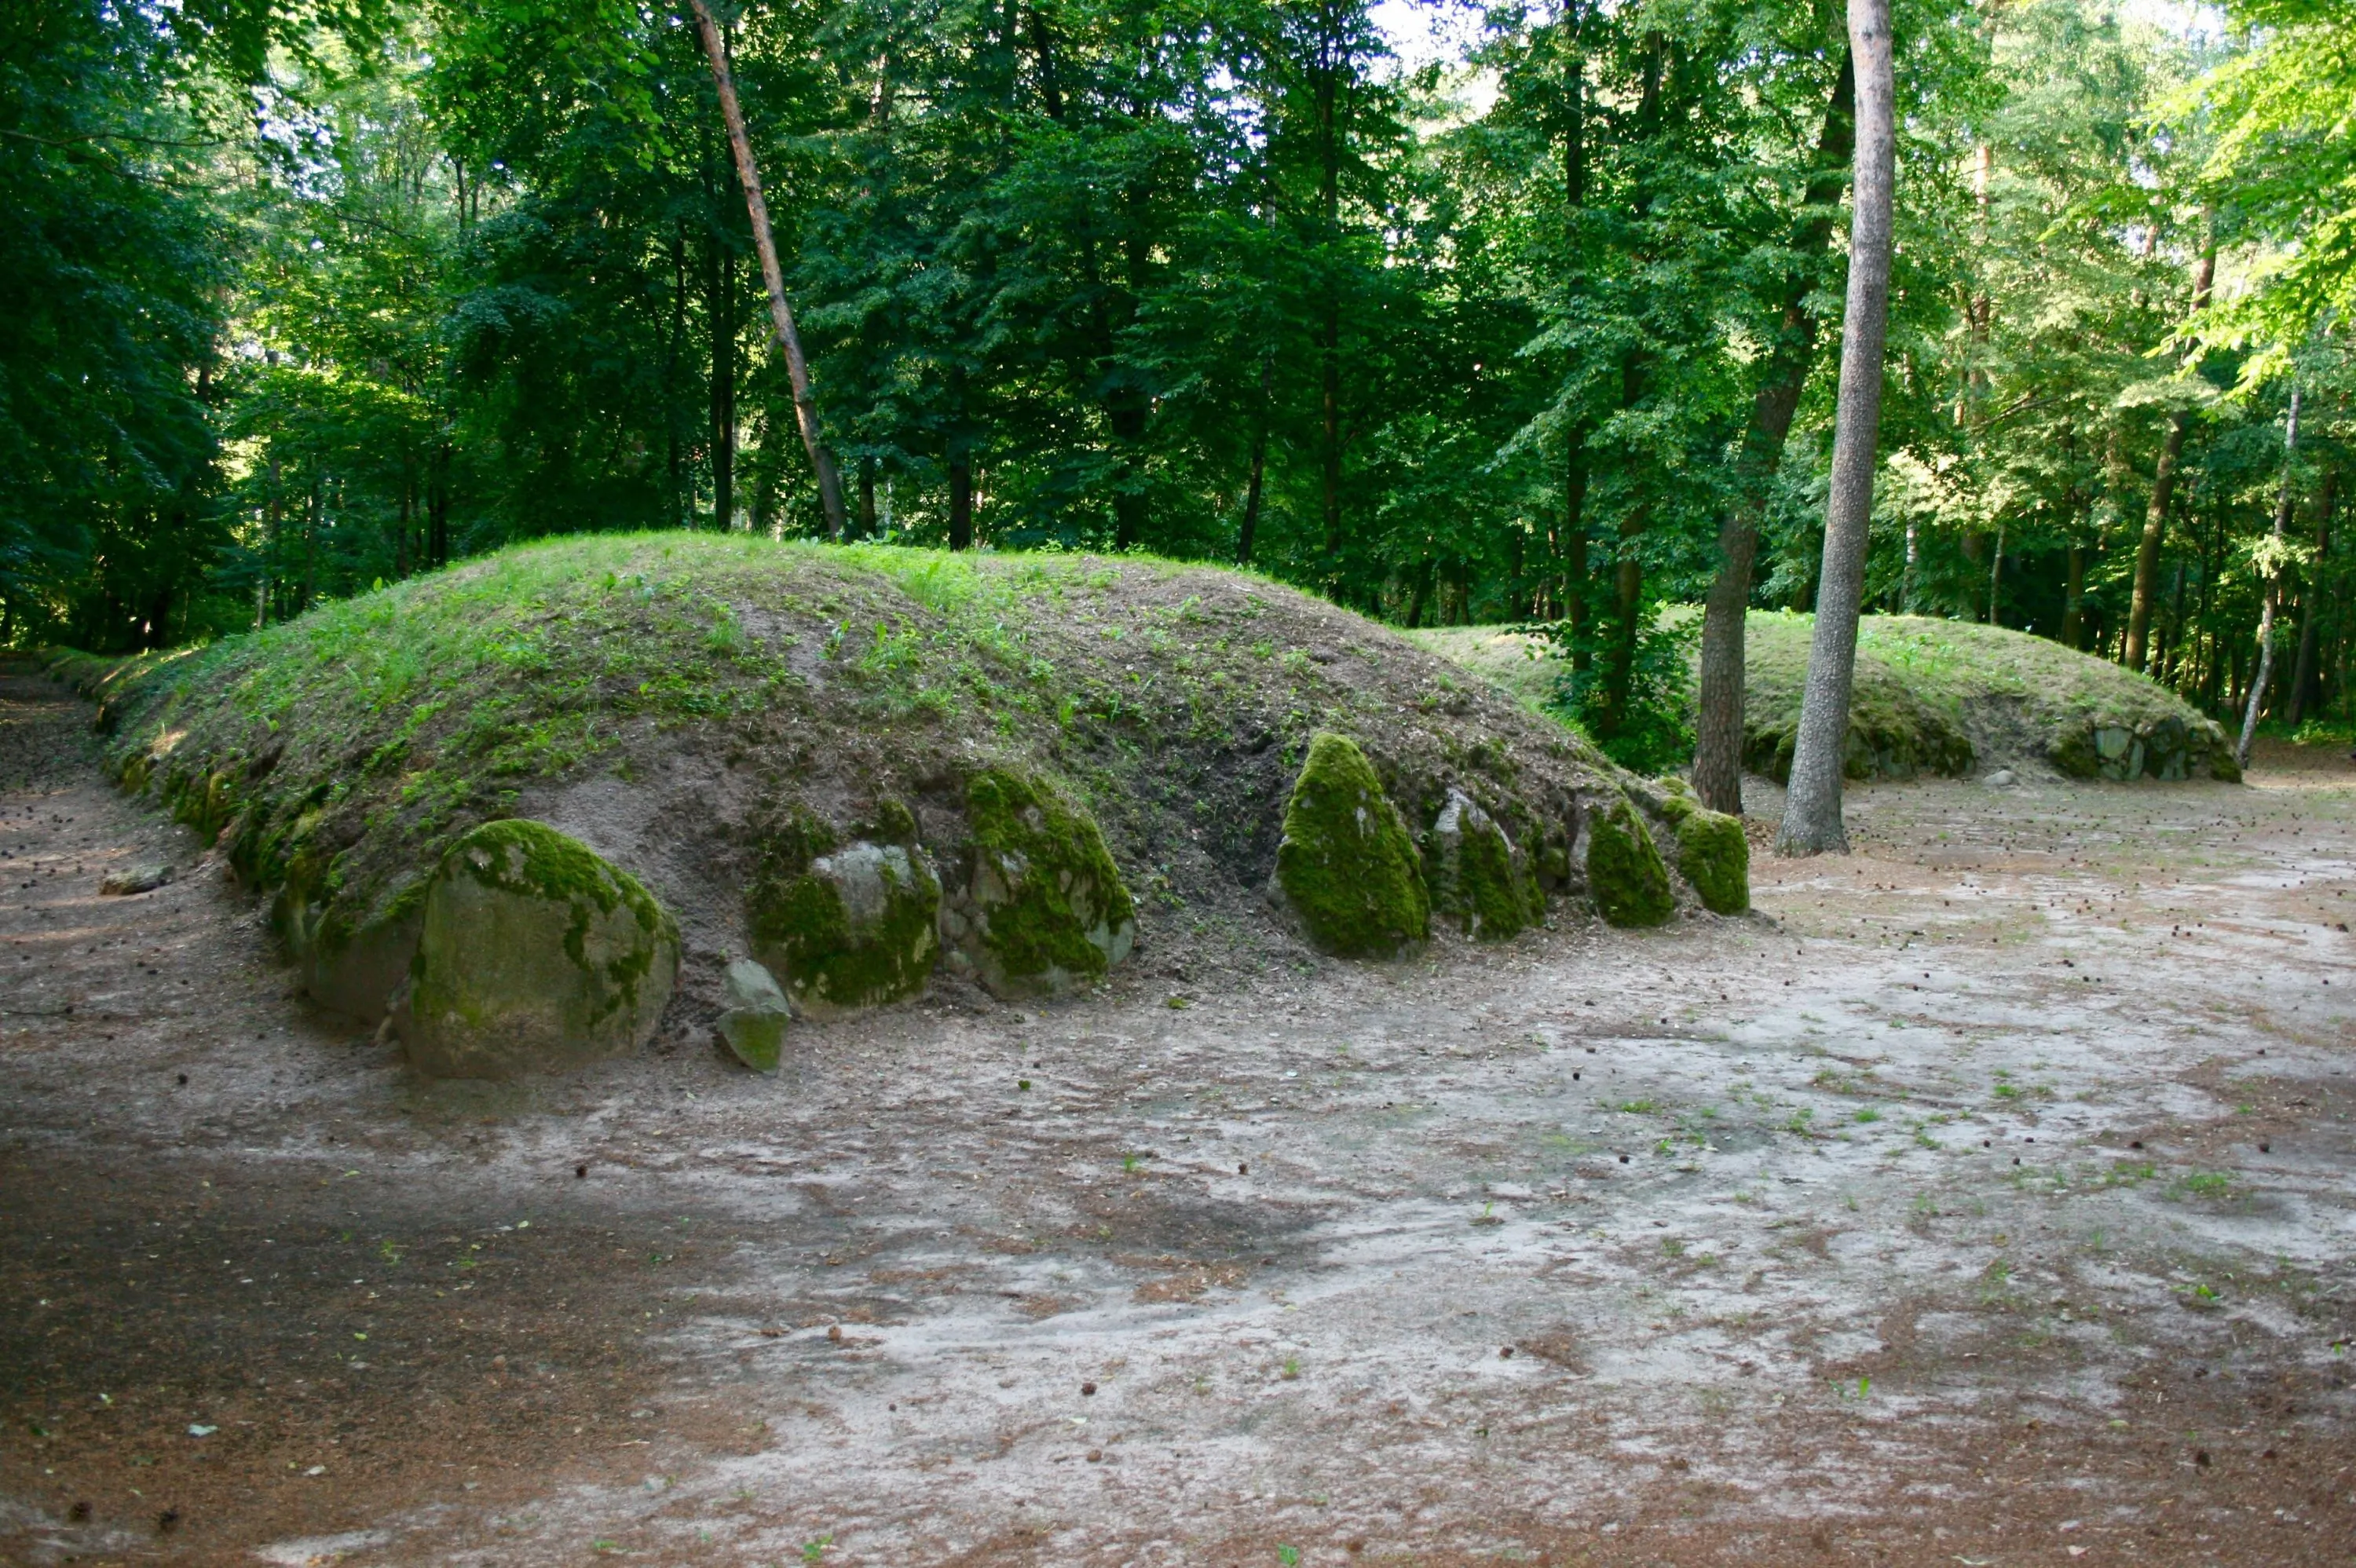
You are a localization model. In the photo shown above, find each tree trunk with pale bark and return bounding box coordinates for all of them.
[690,0,848,539]
[1774,0,1894,858]
[1691,49,1855,814]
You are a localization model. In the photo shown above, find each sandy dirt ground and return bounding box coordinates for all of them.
[2,663,2352,1567]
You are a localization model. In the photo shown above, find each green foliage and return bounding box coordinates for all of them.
[1542,613,1698,776]
[1272,732,1429,958]
[13,0,2354,755]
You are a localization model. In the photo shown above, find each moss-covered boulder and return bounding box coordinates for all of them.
[716,957,791,1074]
[751,839,941,1018]
[1655,781,1749,916]
[1585,792,1675,929]
[1269,732,1429,957]
[395,820,679,1080]
[938,769,1136,997]
[1425,787,1540,940]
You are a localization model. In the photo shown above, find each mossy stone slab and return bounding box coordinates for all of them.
[1656,785,1748,916]
[1426,787,1539,940]
[1586,792,1675,929]
[1271,733,1429,957]
[751,840,940,1018]
[398,820,679,1080]
[940,769,1136,997]
[717,957,791,1074]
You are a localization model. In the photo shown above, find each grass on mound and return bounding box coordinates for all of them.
[1412,611,2233,780]
[68,534,1624,959]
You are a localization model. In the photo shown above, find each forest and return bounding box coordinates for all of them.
[5,0,2351,769]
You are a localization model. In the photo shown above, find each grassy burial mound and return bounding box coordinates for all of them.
[62,535,1745,1076]
[1414,612,2238,785]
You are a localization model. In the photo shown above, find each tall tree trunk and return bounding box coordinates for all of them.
[858,458,878,542]
[1403,559,1433,629]
[1692,49,1856,813]
[1564,450,1591,671]
[2124,240,2215,672]
[1593,34,1667,740]
[1775,0,1895,857]
[2062,543,2087,649]
[395,473,412,579]
[668,225,689,528]
[2287,469,2338,727]
[258,450,281,630]
[709,232,736,530]
[692,0,847,538]
[1316,33,1344,577]
[949,457,974,551]
[429,440,452,568]
[1557,20,1593,672]
[2238,386,2303,768]
[1238,358,1270,565]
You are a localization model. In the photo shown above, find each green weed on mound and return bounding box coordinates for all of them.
[57,535,1663,996]
[1413,612,2235,784]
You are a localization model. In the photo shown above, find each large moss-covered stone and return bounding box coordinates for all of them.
[939,769,1136,997]
[396,819,679,1080]
[1425,787,1539,940]
[751,839,941,1017]
[1656,781,1748,916]
[1270,733,1429,958]
[1586,791,1675,929]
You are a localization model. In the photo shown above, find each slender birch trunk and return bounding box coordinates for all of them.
[690,0,848,539]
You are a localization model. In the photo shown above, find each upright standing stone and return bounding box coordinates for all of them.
[1268,733,1429,957]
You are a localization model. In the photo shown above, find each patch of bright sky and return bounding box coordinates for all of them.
[1370,0,2231,82]
[1370,0,1498,118]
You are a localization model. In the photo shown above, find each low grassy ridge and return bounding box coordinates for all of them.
[60,535,1689,1009]
[1410,611,2237,784]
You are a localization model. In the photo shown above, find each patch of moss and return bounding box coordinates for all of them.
[1273,733,1429,957]
[1656,782,1748,916]
[1587,792,1675,929]
[961,768,1136,987]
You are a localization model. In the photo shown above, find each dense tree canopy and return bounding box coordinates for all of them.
[2,0,2349,763]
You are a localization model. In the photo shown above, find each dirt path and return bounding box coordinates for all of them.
[3,664,2352,1566]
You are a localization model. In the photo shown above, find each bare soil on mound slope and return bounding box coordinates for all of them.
[3,671,2353,1566]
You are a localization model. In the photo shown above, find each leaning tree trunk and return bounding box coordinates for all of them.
[1774,0,1895,858]
[690,0,848,539]
[2238,386,2303,769]
[1692,49,1856,815]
